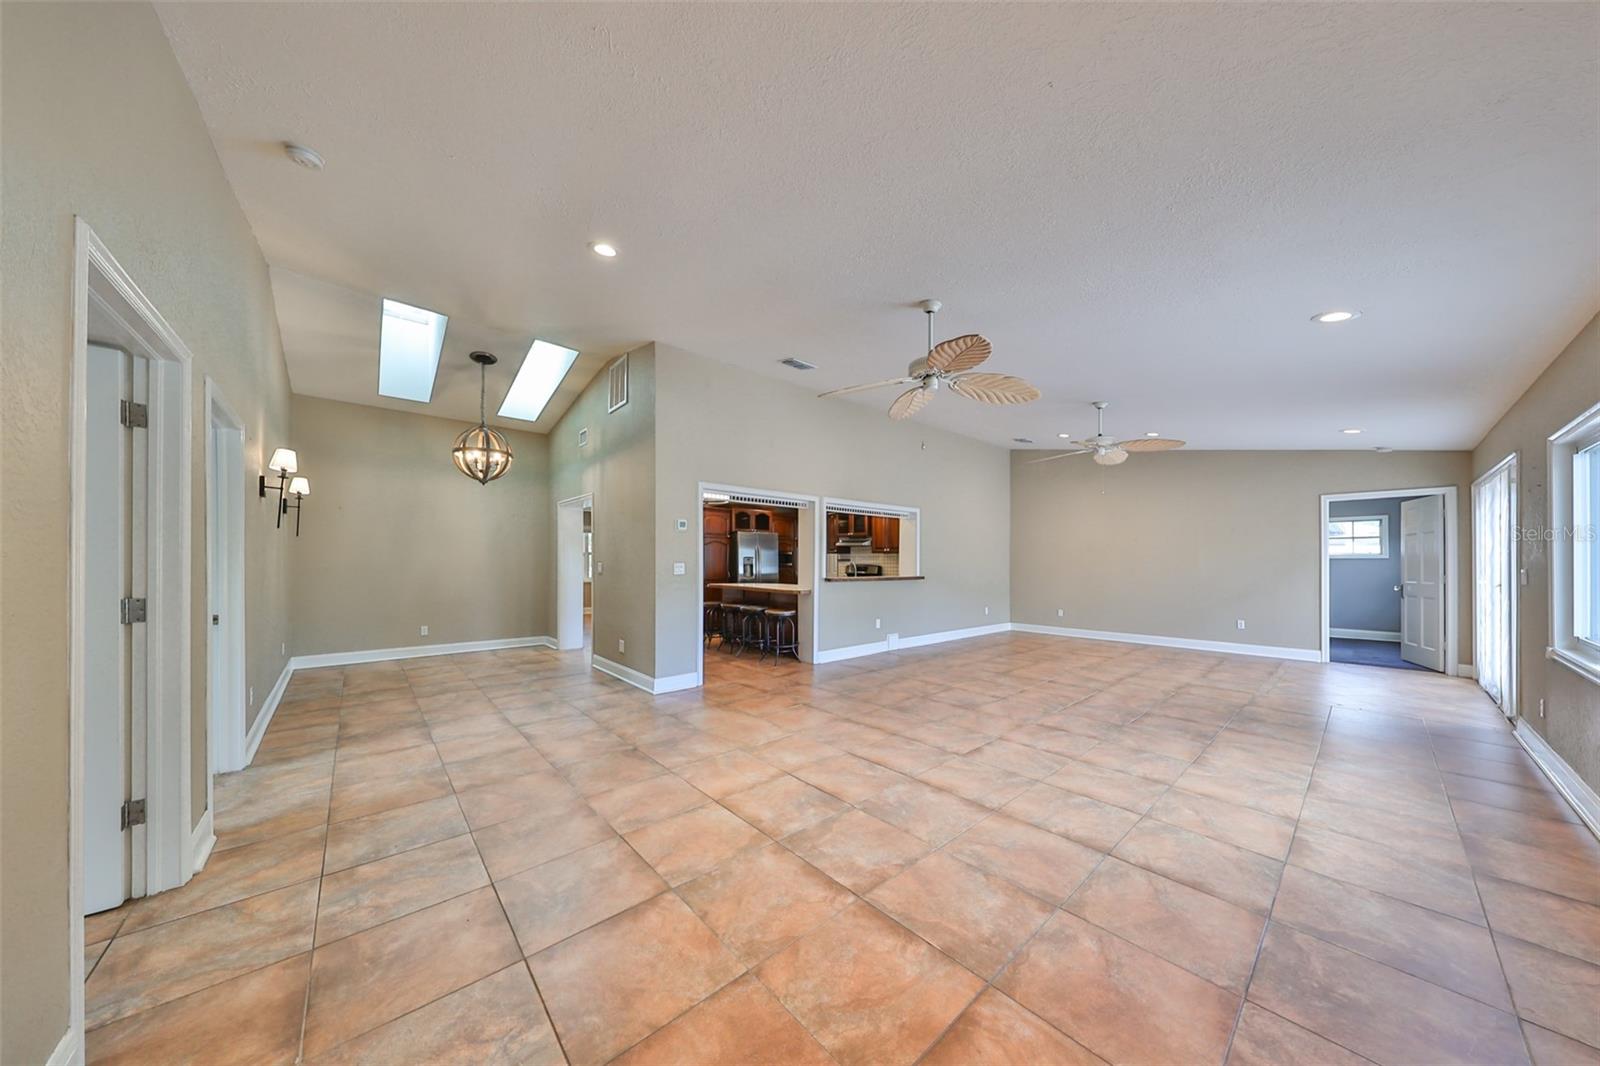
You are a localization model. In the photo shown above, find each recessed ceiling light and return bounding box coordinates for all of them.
[1057,432,1073,439]
[498,339,580,422]
[377,298,447,402]
[1342,428,1363,435]
[1312,310,1360,324]
[283,142,324,170]
[1145,431,1161,438]
[590,242,618,258]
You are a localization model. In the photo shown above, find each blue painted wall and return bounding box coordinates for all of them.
[1328,496,1422,634]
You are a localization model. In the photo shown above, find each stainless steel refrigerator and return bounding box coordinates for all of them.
[734,531,779,582]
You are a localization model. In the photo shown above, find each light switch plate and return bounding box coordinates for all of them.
[673,562,686,575]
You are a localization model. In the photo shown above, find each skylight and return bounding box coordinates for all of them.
[377,298,448,402]
[498,339,580,422]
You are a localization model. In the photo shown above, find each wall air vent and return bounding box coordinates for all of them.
[577,427,589,448]
[607,354,629,413]
[780,357,817,371]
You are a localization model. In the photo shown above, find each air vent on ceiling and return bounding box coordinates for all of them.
[780,357,817,371]
[577,427,589,448]
[607,354,629,413]
[1013,437,1035,444]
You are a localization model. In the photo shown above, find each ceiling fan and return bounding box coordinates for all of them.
[1029,401,1186,466]
[818,300,1041,420]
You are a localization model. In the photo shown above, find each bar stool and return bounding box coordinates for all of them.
[762,608,798,664]
[719,600,742,650]
[703,601,722,646]
[734,604,766,657]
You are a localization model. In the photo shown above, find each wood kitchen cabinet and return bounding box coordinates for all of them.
[870,515,900,553]
[704,509,731,537]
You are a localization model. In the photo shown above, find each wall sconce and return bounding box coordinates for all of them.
[259,448,298,528]
[283,477,310,536]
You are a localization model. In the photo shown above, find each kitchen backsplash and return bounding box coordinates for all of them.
[826,552,901,577]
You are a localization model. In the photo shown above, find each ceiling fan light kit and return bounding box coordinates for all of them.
[818,300,1041,421]
[1028,401,1187,467]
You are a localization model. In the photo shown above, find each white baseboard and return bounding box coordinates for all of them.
[187,807,216,876]
[1330,628,1402,642]
[1011,622,1323,663]
[1514,721,1600,839]
[243,660,293,765]
[288,635,555,670]
[813,622,1012,664]
[46,1025,83,1066]
[653,671,701,694]
[590,654,700,695]
[1456,663,1477,679]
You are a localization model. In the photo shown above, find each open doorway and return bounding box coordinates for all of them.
[1474,455,1519,716]
[1321,486,1458,673]
[71,220,196,1033]
[556,493,593,655]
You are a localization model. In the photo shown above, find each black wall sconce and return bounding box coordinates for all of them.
[283,477,309,536]
[259,448,309,534]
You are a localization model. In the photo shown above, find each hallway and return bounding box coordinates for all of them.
[82,635,1600,1065]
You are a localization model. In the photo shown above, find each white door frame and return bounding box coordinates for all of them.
[69,218,194,1048]
[1320,485,1459,674]
[695,482,822,688]
[556,493,593,652]
[205,379,247,773]
[1473,454,1519,717]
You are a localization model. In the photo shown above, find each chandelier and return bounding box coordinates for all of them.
[452,351,514,484]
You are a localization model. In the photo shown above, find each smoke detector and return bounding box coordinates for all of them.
[283,142,325,171]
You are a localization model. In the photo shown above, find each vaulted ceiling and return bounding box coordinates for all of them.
[158,2,1598,446]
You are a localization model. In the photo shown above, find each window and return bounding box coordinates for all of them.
[1549,400,1600,683]
[377,298,447,402]
[1327,515,1388,558]
[607,354,629,413]
[498,339,579,422]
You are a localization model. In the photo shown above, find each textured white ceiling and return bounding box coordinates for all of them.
[158,2,1599,448]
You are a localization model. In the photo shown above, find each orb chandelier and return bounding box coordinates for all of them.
[452,351,514,484]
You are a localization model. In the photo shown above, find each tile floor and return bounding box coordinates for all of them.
[82,634,1600,1065]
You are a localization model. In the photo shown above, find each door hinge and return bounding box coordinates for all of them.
[119,400,148,428]
[120,799,146,831]
[120,597,147,624]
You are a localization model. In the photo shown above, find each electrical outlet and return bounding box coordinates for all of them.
[673,562,686,575]
[420,625,429,637]
[1057,608,1065,618]
[1540,698,1545,718]
[874,618,881,630]
[1236,620,1246,631]
[618,638,626,654]
[597,561,604,575]
[984,606,990,616]
[281,642,286,655]
[249,686,254,706]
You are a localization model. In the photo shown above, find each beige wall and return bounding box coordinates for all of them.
[654,346,1011,679]
[1,4,294,1059]
[1473,312,1600,787]
[289,397,552,662]
[1011,450,1473,659]
[548,345,658,677]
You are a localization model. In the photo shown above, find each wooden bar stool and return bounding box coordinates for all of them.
[762,607,798,663]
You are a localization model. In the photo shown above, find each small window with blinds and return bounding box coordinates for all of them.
[824,500,920,579]
[607,354,629,413]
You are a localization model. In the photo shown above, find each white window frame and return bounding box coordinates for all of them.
[1549,400,1600,685]
[1326,514,1389,559]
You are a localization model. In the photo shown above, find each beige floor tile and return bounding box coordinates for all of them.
[1146,787,1297,860]
[943,813,1103,904]
[302,887,522,1057]
[791,752,911,804]
[1288,822,1484,924]
[472,798,615,881]
[123,825,325,932]
[721,774,849,838]
[869,852,1054,977]
[1002,782,1142,852]
[1248,923,1528,1066]
[677,750,784,798]
[1114,818,1283,914]
[996,910,1239,1066]
[783,809,929,893]
[497,837,667,955]
[1478,876,1600,964]
[916,755,1035,808]
[921,988,1104,1066]
[756,901,984,1066]
[86,953,310,1066]
[314,833,489,945]
[678,842,855,966]
[530,892,743,1066]
[587,773,710,833]
[1066,856,1265,992]
[611,973,834,1066]
[86,880,318,1027]
[322,795,468,873]
[1496,933,1600,1048]
[454,770,583,830]
[1226,1002,1372,1066]
[857,779,989,846]
[1045,758,1170,813]
[624,803,767,886]
[1521,1022,1600,1066]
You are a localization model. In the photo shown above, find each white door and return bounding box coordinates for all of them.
[208,414,247,772]
[1401,495,1447,671]
[84,344,144,913]
[1474,459,1516,715]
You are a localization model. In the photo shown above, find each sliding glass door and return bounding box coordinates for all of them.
[1472,455,1517,716]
